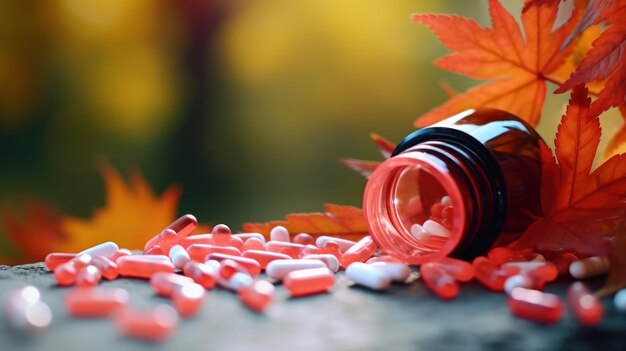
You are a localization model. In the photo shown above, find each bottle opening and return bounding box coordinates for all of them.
[363,151,467,264]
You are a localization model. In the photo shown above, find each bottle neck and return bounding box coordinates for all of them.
[363,141,500,264]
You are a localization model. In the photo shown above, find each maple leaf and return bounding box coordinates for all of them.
[515,87,626,294]
[340,133,397,178]
[412,0,585,127]
[59,163,183,252]
[241,203,369,241]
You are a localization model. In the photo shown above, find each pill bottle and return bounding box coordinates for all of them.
[363,109,542,264]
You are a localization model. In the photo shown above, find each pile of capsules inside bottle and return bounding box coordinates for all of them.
[5,213,626,341]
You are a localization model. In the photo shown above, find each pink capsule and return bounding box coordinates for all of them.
[340,235,377,268]
[207,253,261,276]
[241,250,292,269]
[114,304,178,341]
[144,245,165,256]
[269,225,290,242]
[117,255,175,279]
[293,233,315,246]
[54,263,77,286]
[299,244,323,257]
[187,244,241,262]
[157,229,179,255]
[507,287,564,324]
[239,280,275,313]
[568,282,604,326]
[178,234,213,248]
[301,254,340,272]
[243,237,265,251]
[212,224,232,246]
[503,261,558,286]
[90,255,119,280]
[169,244,191,269]
[182,261,217,289]
[283,267,335,297]
[65,287,129,317]
[433,257,475,282]
[110,248,132,262]
[150,272,195,297]
[217,272,254,292]
[172,283,205,317]
[229,237,245,251]
[473,257,519,291]
[321,240,342,262]
[420,263,459,300]
[219,259,244,279]
[266,241,305,259]
[76,265,101,288]
[504,274,536,294]
[69,253,93,271]
[167,214,198,238]
[315,236,356,252]
[233,233,266,243]
[45,253,77,271]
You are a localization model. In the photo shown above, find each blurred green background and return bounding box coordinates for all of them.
[0,0,620,260]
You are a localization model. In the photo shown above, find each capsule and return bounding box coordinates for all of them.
[615,288,626,312]
[217,272,254,292]
[321,240,343,262]
[569,256,610,279]
[110,248,132,262]
[69,253,93,271]
[169,244,190,269]
[293,233,315,246]
[241,250,291,270]
[144,245,166,256]
[172,283,205,317]
[187,244,241,262]
[76,265,101,288]
[239,280,275,313]
[243,237,265,251]
[65,287,129,317]
[434,257,475,282]
[270,225,290,242]
[265,241,304,259]
[265,259,327,280]
[228,236,245,252]
[117,255,175,279]
[503,261,558,287]
[369,262,411,282]
[504,274,535,294]
[212,224,232,246]
[157,229,179,255]
[340,236,377,268]
[114,304,178,341]
[346,262,391,290]
[543,251,578,275]
[4,286,52,333]
[473,257,519,291]
[422,220,451,238]
[54,263,77,286]
[44,253,77,271]
[79,241,119,258]
[507,287,564,324]
[233,233,266,243]
[301,254,340,272]
[182,261,217,289]
[150,272,195,297]
[298,244,323,257]
[91,255,119,280]
[219,259,246,279]
[315,236,356,252]
[283,267,334,297]
[178,234,213,249]
[420,263,459,300]
[366,255,403,264]
[206,253,261,276]
[568,282,604,326]
[167,214,198,238]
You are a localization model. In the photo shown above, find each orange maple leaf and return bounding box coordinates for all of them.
[515,86,626,265]
[340,133,397,178]
[242,203,368,242]
[412,0,585,127]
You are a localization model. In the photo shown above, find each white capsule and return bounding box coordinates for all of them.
[79,241,119,258]
[129,254,171,262]
[422,220,451,238]
[569,256,610,279]
[370,262,411,282]
[615,288,626,312]
[204,259,221,271]
[504,274,534,294]
[441,195,452,207]
[301,254,340,272]
[218,272,254,292]
[502,261,547,273]
[265,259,327,280]
[346,262,391,290]
[410,224,425,239]
[169,244,190,269]
[315,236,356,252]
[270,226,290,242]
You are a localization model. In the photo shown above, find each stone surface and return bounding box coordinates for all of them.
[1,263,624,351]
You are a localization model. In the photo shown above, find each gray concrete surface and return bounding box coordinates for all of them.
[1,263,624,351]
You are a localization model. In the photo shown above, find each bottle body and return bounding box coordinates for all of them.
[363,109,542,264]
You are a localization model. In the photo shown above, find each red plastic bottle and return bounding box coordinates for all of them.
[363,109,542,264]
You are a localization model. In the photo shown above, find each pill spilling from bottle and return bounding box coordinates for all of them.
[5,213,623,342]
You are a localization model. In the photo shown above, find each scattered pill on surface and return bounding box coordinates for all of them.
[265,241,305,259]
[70,254,94,271]
[233,233,266,243]
[187,244,241,262]
[44,253,77,271]
[569,256,610,279]
[65,287,129,317]
[243,237,266,251]
[422,220,451,238]
[241,250,292,270]
[283,267,335,297]
[150,272,195,297]
[341,236,377,268]
[265,259,327,280]
[293,233,315,246]
[567,282,603,326]
[504,274,535,294]
[212,224,232,246]
[507,287,564,324]
[420,263,459,300]
[434,257,475,282]
[182,261,217,289]
[117,255,175,279]
[91,255,119,280]
[218,272,254,292]
[114,304,178,342]
[321,240,343,262]
[76,265,102,288]
[110,248,132,262]
[270,226,290,242]
[157,229,179,255]
[178,234,213,249]
[369,262,411,282]
[219,259,243,280]
[167,214,198,238]
[144,245,166,256]
[301,254,340,272]
[366,255,403,264]
[346,262,391,291]
[169,244,191,269]
[315,236,356,252]
[54,264,77,286]
[239,280,275,313]
[79,241,119,259]
[207,253,262,276]
[172,283,205,317]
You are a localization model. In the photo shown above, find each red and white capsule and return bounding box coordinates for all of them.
[507,287,564,324]
[567,282,604,326]
[283,267,335,297]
